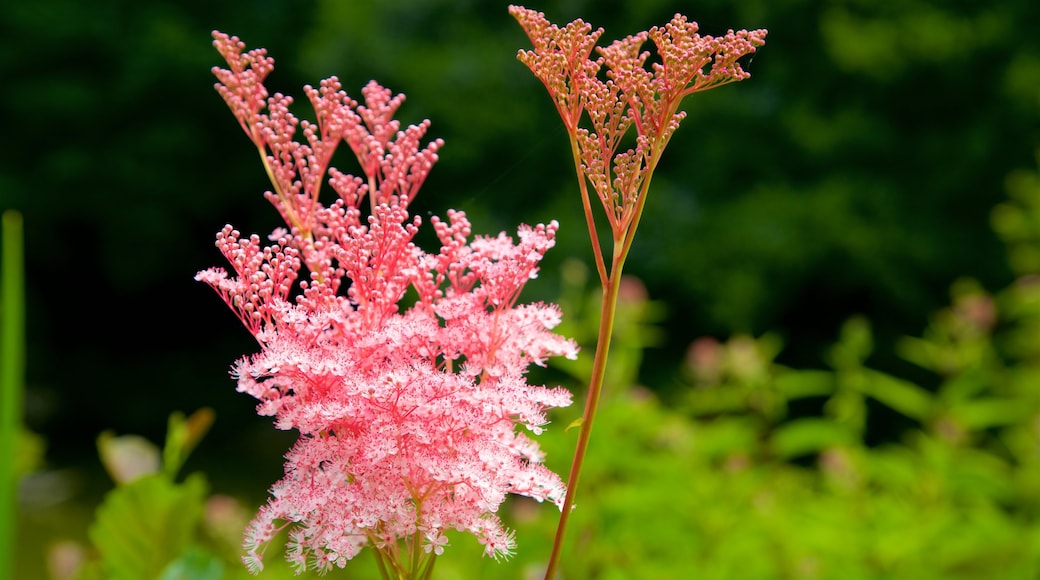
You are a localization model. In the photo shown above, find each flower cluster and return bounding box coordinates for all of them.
[509,8,766,577]
[509,5,767,239]
[197,31,576,575]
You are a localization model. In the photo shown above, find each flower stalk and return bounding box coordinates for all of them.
[509,6,766,577]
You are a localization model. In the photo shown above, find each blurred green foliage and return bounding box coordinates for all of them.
[6,0,1040,577]
[446,152,1040,578]
[55,150,1040,578]
[79,410,218,580]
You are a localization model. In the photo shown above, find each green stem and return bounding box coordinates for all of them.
[372,546,391,580]
[409,527,422,577]
[418,551,437,580]
[0,210,25,580]
[543,253,625,580]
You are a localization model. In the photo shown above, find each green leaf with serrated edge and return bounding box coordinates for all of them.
[88,473,209,580]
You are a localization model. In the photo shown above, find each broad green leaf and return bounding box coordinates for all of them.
[694,417,759,460]
[88,472,209,580]
[159,546,224,580]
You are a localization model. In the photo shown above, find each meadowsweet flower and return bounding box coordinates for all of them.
[198,31,576,577]
[510,5,767,239]
[509,7,766,577]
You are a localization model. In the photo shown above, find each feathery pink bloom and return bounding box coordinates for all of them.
[198,31,576,575]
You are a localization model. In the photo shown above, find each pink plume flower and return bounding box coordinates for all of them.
[198,31,576,575]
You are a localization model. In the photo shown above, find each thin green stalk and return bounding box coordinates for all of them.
[0,210,25,580]
[544,254,625,580]
[417,550,437,580]
[372,544,392,580]
[410,527,421,576]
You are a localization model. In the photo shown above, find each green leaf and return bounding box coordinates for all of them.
[694,417,759,460]
[827,316,874,369]
[896,335,940,372]
[954,398,1032,431]
[862,369,934,421]
[770,418,854,459]
[88,472,209,580]
[775,369,835,399]
[159,546,224,580]
[164,408,215,479]
[97,431,161,485]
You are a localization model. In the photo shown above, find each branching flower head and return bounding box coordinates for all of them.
[198,31,576,576]
[510,5,766,241]
[509,10,766,577]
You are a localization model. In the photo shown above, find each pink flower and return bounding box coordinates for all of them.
[198,31,576,576]
[509,5,767,237]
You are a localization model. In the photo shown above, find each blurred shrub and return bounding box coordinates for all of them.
[432,151,1040,578]
[66,154,1040,577]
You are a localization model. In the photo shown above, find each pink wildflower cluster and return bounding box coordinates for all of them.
[509,5,767,245]
[197,31,577,575]
[509,8,765,577]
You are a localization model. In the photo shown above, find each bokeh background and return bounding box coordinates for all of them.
[5,0,1040,577]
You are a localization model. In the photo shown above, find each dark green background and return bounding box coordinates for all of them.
[4,0,1039,506]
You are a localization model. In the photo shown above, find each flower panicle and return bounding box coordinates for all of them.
[508,5,767,237]
[198,31,576,576]
[509,7,766,578]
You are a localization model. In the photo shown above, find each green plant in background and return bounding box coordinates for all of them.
[54,151,1040,579]
[1,210,26,580]
[76,409,224,580]
[429,150,1040,579]
[542,151,1040,578]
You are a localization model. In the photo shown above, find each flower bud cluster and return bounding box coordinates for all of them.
[199,31,576,575]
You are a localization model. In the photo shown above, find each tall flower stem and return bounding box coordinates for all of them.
[544,135,660,580]
[510,7,766,576]
[544,257,621,580]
